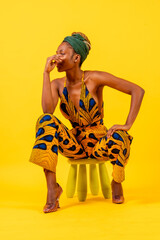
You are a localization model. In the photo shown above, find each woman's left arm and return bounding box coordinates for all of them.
[92,71,145,138]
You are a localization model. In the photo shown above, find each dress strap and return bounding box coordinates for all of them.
[82,71,84,83]
[64,76,66,87]
[64,71,84,87]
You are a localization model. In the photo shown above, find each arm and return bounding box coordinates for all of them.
[124,88,145,128]
[92,70,145,136]
[41,72,59,114]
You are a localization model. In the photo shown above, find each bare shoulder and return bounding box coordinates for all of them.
[50,76,65,97]
[89,70,118,86]
[51,76,65,85]
[84,70,110,84]
[84,70,108,89]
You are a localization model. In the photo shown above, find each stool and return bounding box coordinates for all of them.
[66,158,111,202]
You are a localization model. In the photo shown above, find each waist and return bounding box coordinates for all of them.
[70,120,108,143]
[70,118,104,129]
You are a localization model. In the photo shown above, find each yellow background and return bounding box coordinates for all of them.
[0,0,160,239]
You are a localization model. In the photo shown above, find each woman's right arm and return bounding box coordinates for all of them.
[42,72,59,114]
[41,55,62,114]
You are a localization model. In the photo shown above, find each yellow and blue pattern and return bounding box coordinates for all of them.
[29,71,133,183]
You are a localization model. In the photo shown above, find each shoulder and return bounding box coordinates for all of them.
[51,76,65,88]
[88,70,128,89]
[88,70,113,84]
[50,77,65,97]
[84,70,112,88]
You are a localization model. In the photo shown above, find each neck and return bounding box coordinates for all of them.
[65,68,83,85]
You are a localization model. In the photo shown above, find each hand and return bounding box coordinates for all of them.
[106,124,131,138]
[44,54,62,73]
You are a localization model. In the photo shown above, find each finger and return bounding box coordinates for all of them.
[107,129,115,138]
[110,129,115,136]
[51,57,61,63]
[107,132,111,138]
[56,56,62,62]
[51,61,56,66]
[48,56,55,60]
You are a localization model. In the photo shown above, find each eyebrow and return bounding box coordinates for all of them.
[56,49,64,53]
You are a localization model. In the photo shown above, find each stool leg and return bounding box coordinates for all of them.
[89,164,99,195]
[77,164,87,201]
[66,164,77,198]
[99,163,111,199]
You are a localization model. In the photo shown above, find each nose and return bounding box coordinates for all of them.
[56,54,62,60]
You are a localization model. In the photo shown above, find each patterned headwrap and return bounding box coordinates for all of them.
[62,33,90,65]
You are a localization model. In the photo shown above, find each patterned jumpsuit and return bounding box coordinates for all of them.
[29,71,133,183]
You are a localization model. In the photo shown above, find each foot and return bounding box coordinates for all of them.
[111,179,124,204]
[43,183,63,213]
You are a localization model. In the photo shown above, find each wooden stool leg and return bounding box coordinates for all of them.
[89,164,99,195]
[77,164,87,201]
[66,164,77,198]
[99,163,111,199]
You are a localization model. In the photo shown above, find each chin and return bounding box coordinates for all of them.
[57,68,64,72]
[57,66,64,72]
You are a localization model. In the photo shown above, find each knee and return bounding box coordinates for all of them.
[112,130,128,145]
[35,113,61,133]
[36,113,54,123]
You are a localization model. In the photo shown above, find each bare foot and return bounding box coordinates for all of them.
[111,179,124,204]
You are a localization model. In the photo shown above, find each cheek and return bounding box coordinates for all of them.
[63,57,73,65]
[60,56,67,63]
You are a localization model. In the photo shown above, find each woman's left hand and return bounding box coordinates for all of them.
[106,124,131,138]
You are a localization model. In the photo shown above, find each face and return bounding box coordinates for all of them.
[55,42,80,72]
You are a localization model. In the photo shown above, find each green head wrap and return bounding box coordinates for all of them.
[62,33,90,65]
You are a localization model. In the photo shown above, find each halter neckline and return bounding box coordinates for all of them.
[59,70,104,126]
[64,71,84,87]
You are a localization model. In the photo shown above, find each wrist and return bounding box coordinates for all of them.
[43,71,50,75]
[125,123,132,129]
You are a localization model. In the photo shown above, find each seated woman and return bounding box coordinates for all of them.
[29,32,145,213]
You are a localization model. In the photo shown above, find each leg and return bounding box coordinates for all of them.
[90,129,133,203]
[43,168,63,213]
[29,113,87,212]
[29,113,87,172]
[43,168,58,203]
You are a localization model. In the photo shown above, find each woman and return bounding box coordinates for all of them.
[29,32,145,213]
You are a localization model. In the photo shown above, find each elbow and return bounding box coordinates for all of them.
[132,87,145,95]
[141,89,145,98]
[141,88,145,94]
[42,104,54,115]
[43,110,54,114]
[43,108,54,114]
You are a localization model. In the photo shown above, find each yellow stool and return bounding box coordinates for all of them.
[66,158,111,202]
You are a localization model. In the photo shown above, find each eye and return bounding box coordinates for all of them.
[61,53,65,55]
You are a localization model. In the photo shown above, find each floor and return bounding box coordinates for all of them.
[0,186,159,240]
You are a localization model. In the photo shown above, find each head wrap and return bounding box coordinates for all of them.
[62,33,90,65]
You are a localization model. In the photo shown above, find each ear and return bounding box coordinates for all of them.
[75,54,80,62]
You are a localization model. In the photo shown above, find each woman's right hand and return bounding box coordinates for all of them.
[44,54,62,73]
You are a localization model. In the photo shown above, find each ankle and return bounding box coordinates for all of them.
[112,179,122,184]
[48,184,58,191]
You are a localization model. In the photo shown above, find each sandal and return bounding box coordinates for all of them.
[112,193,125,204]
[111,180,124,204]
[43,183,63,213]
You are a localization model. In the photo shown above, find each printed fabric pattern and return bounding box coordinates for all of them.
[29,71,133,183]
